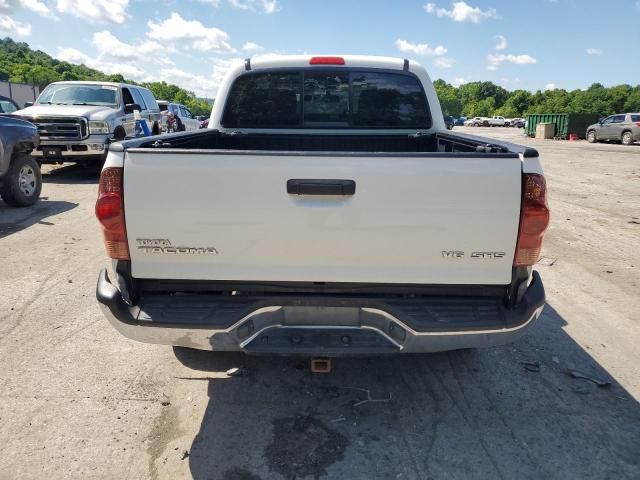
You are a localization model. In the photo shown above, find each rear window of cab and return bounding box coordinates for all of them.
[221,70,432,129]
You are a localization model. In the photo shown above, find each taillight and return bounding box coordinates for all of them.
[514,173,550,266]
[96,167,130,260]
[309,56,345,65]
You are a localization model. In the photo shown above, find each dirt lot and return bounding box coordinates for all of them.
[1,127,639,480]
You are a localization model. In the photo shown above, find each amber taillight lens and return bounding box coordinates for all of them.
[95,167,130,260]
[514,173,550,266]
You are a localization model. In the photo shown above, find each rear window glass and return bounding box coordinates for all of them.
[222,70,431,129]
[631,115,640,122]
[303,72,350,126]
[351,72,429,127]
[222,72,301,127]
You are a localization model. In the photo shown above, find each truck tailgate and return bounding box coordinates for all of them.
[123,151,522,285]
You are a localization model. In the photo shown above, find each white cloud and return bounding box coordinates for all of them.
[0,0,52,34]
[98,61,146,80]
[395,39,447,56]
[54,31,175,84]
[494,35,507,50]
[55,46,147,80]
[228,0,280,13]
[487,53,536,70]
[545,83,557,91]
[434,57,455,68]
[56,0,129,24]
[147,12,235,53]
[0,0,50,15]
[585,48,602,55]
[242,41,264,52]
[199,0,221,5]
[20,0,50,16]
[55,47,90,64]
[92,30,172,66]
[262,0,279,13]
[160,67,219,97]
[0,14,30,36]
[451,77,468,87]
[424,1,498,23]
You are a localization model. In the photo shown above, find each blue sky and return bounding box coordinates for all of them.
[2,0,639,97]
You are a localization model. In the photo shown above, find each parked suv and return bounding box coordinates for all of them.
[13,82,162,165]
[587,113,640,145]
[158,101,200,132]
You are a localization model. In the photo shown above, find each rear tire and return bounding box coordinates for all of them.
[587,130,597,143]
[0,154,42,207]
[622,131,633,146]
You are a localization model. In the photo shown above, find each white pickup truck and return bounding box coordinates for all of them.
[96,55,549,355]
[486,115,510,127]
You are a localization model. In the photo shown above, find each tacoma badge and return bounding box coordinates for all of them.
[136,239,218,255]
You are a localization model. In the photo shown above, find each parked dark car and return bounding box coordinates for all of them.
[444,115,454,130]
[0,115,41,207]
[454,117,466,126]
[587,113,640,145]
[0,96,19,114]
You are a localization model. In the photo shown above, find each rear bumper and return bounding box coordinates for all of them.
[96,269,545,355]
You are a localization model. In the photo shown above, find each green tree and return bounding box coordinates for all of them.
[500,90,532,116]
[623,87,640,112]
[26,65,60,89]
[433,79,463,116]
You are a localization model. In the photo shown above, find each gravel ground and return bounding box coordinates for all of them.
[1,127,638,480]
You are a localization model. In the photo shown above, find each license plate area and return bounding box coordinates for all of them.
[43,147,63,159]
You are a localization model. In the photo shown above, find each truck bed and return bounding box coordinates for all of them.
[112,128,538,156]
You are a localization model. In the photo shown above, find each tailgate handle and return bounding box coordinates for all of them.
[287,179,356,196]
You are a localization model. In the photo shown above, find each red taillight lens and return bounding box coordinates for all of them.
[96,167,129,260]
[514,173,550,266]
[309,56,345,65]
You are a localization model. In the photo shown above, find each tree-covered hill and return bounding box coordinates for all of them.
[434,79,640,118]
[0,38,212,116]
[2,37,639,119]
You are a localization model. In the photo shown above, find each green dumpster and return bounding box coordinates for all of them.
[525,113,599,139]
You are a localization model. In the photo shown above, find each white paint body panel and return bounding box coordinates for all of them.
[124,151,522,284]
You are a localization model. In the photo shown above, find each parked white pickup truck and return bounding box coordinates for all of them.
[96,55,549,355]
[14,81,162,165]
[486,116,510,127]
